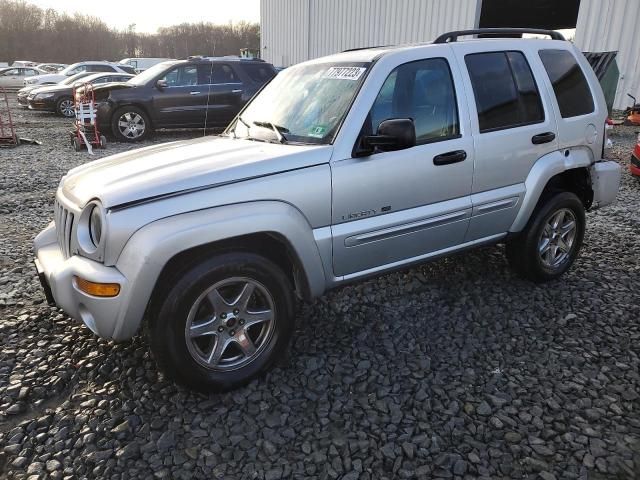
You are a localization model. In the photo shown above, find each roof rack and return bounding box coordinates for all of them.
[434,28,565,44]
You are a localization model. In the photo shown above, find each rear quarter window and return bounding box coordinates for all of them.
[539,49,594,118]
[241,63,277,84]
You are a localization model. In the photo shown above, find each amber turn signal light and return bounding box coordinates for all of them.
[74,276,120,297]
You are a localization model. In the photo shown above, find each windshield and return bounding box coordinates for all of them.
[227,62,370,145]
[127,61,174,86]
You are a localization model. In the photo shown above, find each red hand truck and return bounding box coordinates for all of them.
[69,82,106,153]
[0,87,18,147]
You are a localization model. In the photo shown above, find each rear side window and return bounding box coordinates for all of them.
[242,63,276,83]
[539,49,594,118]
[465,51,544,133]
[91,64,116,72]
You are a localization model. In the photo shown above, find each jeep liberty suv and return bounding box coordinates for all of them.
[35,29,621,391]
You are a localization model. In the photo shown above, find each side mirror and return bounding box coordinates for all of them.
[360,118,416,155]
[156,79,168,90]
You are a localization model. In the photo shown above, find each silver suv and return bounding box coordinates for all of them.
[35,29,621,391]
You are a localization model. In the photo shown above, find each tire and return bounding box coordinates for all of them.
[111,106,151,142]
[56,97,75,118]
[149,252,295,392]
[506,191,585,282]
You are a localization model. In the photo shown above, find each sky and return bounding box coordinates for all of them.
[27,0,261,33]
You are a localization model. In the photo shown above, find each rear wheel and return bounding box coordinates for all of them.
[149,252,295,392]
[57,97,75,118]
[111,106,151,142]
[506,191,585,282]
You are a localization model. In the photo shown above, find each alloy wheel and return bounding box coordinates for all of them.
[59,99,75,117]
[538,208,578,269]
[184,277,276,371]
[117,112,146,139]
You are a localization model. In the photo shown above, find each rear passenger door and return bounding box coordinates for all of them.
[203,64,245,127]
[452,44,559,241]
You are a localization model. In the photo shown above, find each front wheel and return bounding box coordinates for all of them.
[57,97,75,118]
[506,192,585,282]
[111,106,151,142]
[149,252,295,392]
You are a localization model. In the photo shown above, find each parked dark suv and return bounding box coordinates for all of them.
[93,57,277,141]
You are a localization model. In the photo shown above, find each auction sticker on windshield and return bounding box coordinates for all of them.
[324,67,366,81]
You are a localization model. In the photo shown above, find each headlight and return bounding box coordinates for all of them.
[35,93,54,99]
[89,205,102,246]
[78,200,105,254]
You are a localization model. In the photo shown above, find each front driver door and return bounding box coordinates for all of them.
[152,65,205,127]
[331,54,474,277]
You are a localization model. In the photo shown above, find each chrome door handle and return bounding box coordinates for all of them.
[232,89,243,93]
[190,91,201,95]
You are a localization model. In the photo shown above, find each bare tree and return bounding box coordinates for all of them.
[0,0,260,64]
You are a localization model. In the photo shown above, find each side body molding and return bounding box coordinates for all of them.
[509,149,593,233]
[113,201,327,340]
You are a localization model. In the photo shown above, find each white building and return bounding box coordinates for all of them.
[260,0,639,109]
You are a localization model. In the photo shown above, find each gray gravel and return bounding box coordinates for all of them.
[1,96,639,479]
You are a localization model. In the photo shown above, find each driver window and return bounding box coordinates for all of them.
[4,69,20,76]
[161,66,198,87]
[370,58,460,144]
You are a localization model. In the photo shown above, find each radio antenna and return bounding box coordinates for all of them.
[203,40,216,137]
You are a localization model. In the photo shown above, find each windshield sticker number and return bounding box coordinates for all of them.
[309,125,327,138]
[324,67,366,81]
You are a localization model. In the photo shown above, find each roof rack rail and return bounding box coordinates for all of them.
[434,28,565,44]
[342,45,391,53]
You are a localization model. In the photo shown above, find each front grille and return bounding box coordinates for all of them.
[54,199,74,258]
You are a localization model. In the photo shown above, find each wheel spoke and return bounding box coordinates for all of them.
[189,318,218,338]
[556,236,570,253]
[232,282,255,311]
[243,309,272,328]
[207,289,230,313]
[206,334,231,367]
[539,238,551,254]
[552,210,565,229]
[235,329,257,356]
[560,220,575,236]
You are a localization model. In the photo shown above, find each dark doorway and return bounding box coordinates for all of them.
[479,0,581,30]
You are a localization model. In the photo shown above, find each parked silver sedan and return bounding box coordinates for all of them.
[0,67,45,88]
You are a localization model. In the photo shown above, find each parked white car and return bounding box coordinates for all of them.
[25,61,136,86]
[35,29,621,391]
[0,66,45,88]
[119,57,172,73]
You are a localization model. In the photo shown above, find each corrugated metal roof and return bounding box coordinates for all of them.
[583,51,618,80]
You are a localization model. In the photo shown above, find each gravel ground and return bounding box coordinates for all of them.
[0,96,639,480]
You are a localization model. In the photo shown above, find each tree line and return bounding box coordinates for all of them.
[0,0,260,64]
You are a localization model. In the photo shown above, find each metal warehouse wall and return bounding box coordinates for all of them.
[260,0,481,67]
[574,0,640,110]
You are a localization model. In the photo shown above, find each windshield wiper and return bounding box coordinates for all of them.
[237,115,252,130]
[253,120,289,144]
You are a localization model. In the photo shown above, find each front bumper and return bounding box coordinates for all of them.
[591,160,621,208]
[34,222,129,340]
[28,97,56,112]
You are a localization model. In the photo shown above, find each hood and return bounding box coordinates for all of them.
[90,82,134,94]
[61,136,332,209]
[30,83,72,94]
